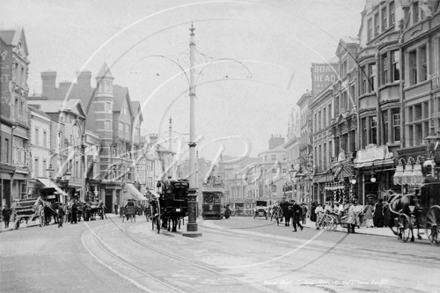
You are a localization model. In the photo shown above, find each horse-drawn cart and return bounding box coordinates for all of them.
[11,198,39,230]
[386,176,440,246]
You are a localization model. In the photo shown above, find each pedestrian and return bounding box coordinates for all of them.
[363,203,374,228]
[300,203,307,224]
[346,200,356,233]
[71,200,78,224]
[58,203,66,228]
[114,203,118,215]
[310,202,317,223]
[280,199,290,226]
[373,199,385,227]
[291,200,303,232]
[2,205,11,229]
[315,203,324,230]
[353,201,363,228]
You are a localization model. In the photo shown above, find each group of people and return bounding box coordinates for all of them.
[310,199,386,233]
[270,199,308,232]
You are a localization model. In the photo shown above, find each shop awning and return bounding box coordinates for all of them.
[36,178,68,196]
[148,189,161,198]
[126,183,148,201]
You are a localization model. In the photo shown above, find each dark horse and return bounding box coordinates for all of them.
[383,190,420,242]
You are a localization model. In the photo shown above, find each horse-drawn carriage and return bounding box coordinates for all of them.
[11,188,61,230]
[152,178,189,233]
[385,176,440,245]
[254,200,269,219]
[123,199,137,223]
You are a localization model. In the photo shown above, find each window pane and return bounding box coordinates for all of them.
[414,104,422,121]
[424,101,429,119]
[392,51,400,81]
[420,45,427,82]
[415,123,422,145]
[408,125,413,146]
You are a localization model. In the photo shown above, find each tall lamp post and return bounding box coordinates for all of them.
[183,25,202,238]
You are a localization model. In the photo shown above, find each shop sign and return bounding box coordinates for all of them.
[354,144,393,164]
[311,63,338,96]
[1,41,12,118]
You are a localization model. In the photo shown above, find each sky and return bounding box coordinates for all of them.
[1,0,366,161]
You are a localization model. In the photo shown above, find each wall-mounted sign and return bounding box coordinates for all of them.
[354,144,393,165]
[311,63,338,97]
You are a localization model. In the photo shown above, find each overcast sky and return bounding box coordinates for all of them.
[1,0,365,160]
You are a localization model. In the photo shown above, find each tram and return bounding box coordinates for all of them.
[201,177,227,220]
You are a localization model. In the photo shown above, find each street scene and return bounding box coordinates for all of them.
[1,0,440,292]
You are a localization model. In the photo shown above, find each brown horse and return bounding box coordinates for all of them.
[383,191,420,242]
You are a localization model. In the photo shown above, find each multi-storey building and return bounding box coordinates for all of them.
[397,0,440,189]
[28,106,52,197]
[28,98,87,200]
[258,135,287,205]
[0,27,30,206]
[283,107,300,200]
[311,85,335,204]
[328,37,359,203]
[295,92,313,204]
[353,0,403,203]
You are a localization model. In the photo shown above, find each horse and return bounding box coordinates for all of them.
[383,191,420,242]
[271,205,283,226]
[33,197,46,227]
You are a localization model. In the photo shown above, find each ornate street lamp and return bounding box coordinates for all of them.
[370,174,376,183]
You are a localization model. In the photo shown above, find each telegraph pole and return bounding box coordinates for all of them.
[183,24,202,237]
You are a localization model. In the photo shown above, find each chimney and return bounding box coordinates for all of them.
[269,135,285,150]
[41,71,57,99]
[58,81,73,100]
[76,71,92,88]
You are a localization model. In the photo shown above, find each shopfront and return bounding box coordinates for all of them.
[354,144,396,203]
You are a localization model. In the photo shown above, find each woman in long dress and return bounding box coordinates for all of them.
[373,199,384,227]
[363,203,374,228]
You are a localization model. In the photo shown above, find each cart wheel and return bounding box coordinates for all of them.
[425,205,440,246]
[398,214,411,243]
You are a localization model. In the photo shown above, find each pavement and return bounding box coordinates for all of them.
[298,218,398,237]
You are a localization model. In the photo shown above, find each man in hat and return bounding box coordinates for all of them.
[291,200,303,232]
[2,205,11,229]
[57,203,65,227]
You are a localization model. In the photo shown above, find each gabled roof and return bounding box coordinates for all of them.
[29,99,86,118]
[29,105,51,119]
[0,26,29,56]
[335,36,360,57]
[131,101,143,122]
[113,85,133,116]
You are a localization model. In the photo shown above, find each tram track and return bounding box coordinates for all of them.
[122,224,281,293]
[82,223,187,293]
[82,220,280,293]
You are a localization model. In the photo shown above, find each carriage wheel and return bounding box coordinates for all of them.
[425,205,440,246]
[398,214,411,243]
